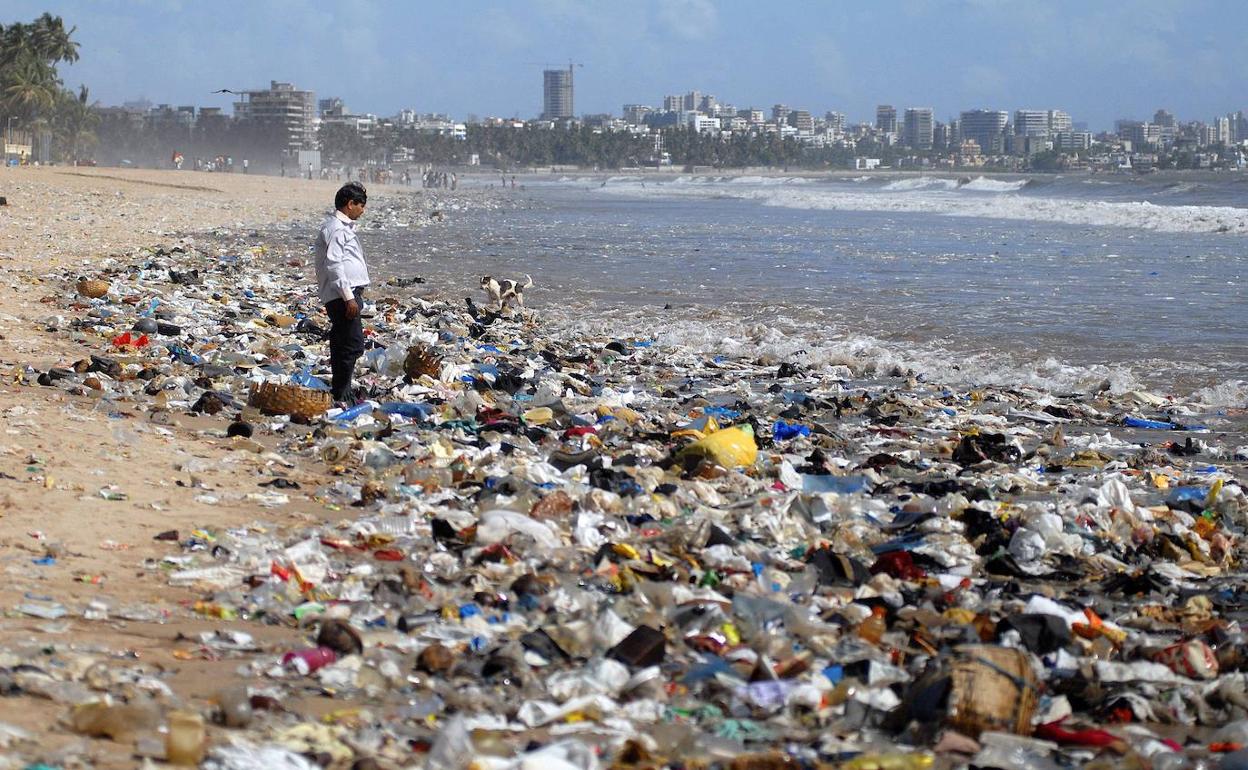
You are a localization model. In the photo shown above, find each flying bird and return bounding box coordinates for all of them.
[212,89,239,94]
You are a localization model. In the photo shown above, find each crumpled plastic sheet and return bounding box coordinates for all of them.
[203,741,320,770]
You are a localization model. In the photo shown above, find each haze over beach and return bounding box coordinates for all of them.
[0,3,1247,769]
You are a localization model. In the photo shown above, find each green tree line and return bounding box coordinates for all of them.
[1,13,97,162]
[319,123,831,170]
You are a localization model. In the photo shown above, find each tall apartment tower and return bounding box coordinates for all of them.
[825,111,846,135]
[542,67,574,120]
[787,110,814,133]
[903,107,934,149]
[959,109,1009,154]
[1048,110,1072,134]
[233,81,317,151]
[876,105,898,134]
[1013,110,1051,137]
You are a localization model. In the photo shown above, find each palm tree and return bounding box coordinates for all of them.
[1,14,83,150]
[53,85,98,161]
[32,13,80,64]
[0,23,32,69]
[3,59,57,120]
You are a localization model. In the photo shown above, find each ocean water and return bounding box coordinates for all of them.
[371,171,1248,403]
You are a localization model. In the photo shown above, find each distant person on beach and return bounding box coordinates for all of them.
[314,182,371,404]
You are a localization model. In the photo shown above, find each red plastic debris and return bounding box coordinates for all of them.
[869,551,926,581]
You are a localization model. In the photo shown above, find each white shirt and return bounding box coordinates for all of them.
[314,210,370,303]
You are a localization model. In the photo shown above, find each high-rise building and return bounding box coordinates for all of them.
[903,107,934,149]
[1013,110,1050,137]
[959,109,1008,154]
[740,108,765,125]
[1048,110,1072,134]
[1053,131,1092,151]
[933,121,949,150]
[623,104,653,125]
[1153,109,1177,143]
[787,110,814,134]
[1228,111,1247,143]
[683,91,702,112]
[876,105,897,134]
[772,104,790,123]
[233,81,317,151]
[318,97,345,117]
[1116,120,1160,147]
[542,68,574,120]
[824,111,846,135]
[1215,116,1232,144]
[662,95,682,113]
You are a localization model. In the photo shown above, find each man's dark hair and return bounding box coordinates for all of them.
[335,182,367,210]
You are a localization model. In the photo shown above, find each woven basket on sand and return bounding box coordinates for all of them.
[76,279,110,299]
[248,382,331,421]
[946,645,1038,737]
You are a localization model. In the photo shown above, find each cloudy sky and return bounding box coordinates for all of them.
[8,0,1247,129]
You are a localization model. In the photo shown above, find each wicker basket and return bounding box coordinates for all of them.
[248,382,332,421]
[76,279,110,299]
[946,645,1038,737]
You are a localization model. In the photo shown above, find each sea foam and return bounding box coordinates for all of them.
[591,176,1248,234]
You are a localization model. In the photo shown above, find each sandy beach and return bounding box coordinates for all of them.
[0,168,387,767]
[0,165,1244,770]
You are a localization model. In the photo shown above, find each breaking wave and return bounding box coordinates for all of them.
[961,176,1030,192]
[591,176,1248,234]
[882,176,961,192]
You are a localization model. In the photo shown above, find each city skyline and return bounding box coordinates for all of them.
[7,0,1248,130]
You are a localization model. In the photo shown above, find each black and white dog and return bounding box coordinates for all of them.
[480,274,533,312]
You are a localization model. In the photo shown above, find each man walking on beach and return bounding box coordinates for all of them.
[315,182,370,404]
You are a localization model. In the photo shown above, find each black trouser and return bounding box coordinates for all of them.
[325,287,365,402]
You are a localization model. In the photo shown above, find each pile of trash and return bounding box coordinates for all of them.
[4,222,1248,770]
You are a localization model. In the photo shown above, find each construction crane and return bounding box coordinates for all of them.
[522,60,583,73]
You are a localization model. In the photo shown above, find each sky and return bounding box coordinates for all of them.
[8,0,1248,130]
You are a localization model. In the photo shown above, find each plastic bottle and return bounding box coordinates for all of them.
[71,700,160,739]
[166,710,206,765]
[333,402,373,422]
[282,647,338,675]
[404,465,454,489]
[291,367,331,391]
[215,686,253,728]
[320,440,352,464]
[380,401,432,419]
[857,606,888,645]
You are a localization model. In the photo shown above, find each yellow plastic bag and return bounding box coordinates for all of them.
[679,424,757,468]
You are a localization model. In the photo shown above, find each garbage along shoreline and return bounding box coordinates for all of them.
[2,169,1248,769]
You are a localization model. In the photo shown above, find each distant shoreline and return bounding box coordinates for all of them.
[487,166,1247,182]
